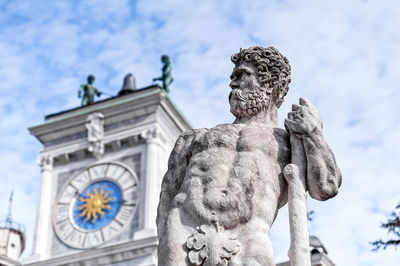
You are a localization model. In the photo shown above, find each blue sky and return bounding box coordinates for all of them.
[1,0,400,265]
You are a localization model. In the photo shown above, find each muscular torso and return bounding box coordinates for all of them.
[175,123,290,231]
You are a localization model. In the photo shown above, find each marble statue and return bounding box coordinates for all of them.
[157,46,342,266]
[86,112,104,159]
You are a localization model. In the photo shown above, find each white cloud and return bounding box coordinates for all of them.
[0,0,399,264]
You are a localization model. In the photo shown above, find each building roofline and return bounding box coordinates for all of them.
[45,85,160,121]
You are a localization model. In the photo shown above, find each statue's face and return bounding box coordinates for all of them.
[229,61,270,118]
[161,55,169,63]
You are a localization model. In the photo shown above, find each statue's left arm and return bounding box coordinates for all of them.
[285,97,342,201]
[94,86,101,97]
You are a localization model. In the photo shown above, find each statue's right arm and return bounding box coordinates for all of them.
[156,130,197,238]
[94,87,101,96]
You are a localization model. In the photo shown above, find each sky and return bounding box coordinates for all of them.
[0,0,399,265]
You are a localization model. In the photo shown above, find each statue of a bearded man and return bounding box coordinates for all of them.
[157,46,342,266]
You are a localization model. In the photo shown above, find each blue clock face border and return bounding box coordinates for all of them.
[73,180,122,231]
[53,161,139,249]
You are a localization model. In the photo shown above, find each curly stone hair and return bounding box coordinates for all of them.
[231,46,291,108]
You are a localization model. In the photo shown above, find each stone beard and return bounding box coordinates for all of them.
[229,85,270,119]
[157,46,342,266]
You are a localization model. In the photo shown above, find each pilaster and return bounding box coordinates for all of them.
[139,128,167,234]
[33,155,54,259]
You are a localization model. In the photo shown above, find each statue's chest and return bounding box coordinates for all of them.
[191,125,283,161]
[192,125,241,152]
[236,126,278,156]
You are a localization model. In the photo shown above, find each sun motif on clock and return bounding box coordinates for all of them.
[73,180,122,230]
[77,183,115,223]
[53,162,140,249]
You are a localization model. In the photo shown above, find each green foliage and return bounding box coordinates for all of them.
[371,203,400,251]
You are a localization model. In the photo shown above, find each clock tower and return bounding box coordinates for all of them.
[25,75,190,265]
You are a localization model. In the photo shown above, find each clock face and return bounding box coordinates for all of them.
[53,162,139,249]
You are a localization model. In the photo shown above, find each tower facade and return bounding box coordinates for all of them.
[25,84,190,265]
[0,225,25,266]
[0,191,25,266]
[277,235,335,266]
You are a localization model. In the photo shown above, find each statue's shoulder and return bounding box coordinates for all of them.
[180,128,208,139]
[175,128,208,147]
[177,124,238,151]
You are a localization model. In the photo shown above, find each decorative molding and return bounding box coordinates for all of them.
[86,112,105,159]
[49,134,144,167]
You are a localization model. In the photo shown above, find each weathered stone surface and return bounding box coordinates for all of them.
[157,46,342,266]
[86,112,104,159]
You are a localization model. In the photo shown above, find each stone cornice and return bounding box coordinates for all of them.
[38,125,169,167]
[23,236,157,266]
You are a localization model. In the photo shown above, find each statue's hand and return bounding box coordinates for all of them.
[284,97,322,136]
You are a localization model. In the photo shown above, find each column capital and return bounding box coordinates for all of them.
[37,155,53,171]
[140,128,165,145]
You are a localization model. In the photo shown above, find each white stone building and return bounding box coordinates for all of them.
[22,77,190,265]
[0,221,25,266]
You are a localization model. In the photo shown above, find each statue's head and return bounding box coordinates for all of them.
[229,46,291,118]
[87,75,95,84]
[161,55,169,64]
